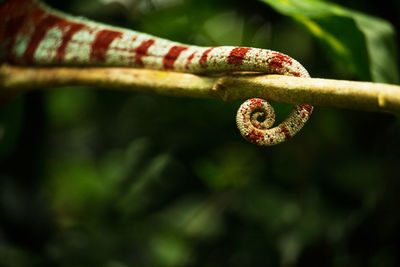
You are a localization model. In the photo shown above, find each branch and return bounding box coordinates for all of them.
[1,64,400,113]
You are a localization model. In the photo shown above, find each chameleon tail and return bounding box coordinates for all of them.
[0,0,313,146]
[0,0,44,63]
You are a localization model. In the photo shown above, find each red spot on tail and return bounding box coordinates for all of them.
[185,51,196,69]
[134,39,155,66]
[268,52,293,73]
[246,129,265,145]
[227,47,251,66]
[279,124,291,141]
[56,23,86,61]
[23,14,63,63]
[90,29,123,62]
[199,48,214,68]
[249,98,265,108]
[299,104,313,114]
[163,45,188,70]
[292,72,301,77]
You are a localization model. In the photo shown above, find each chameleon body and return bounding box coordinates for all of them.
[0,0,313,146]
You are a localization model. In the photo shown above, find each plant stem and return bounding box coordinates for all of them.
[1,64,399,113]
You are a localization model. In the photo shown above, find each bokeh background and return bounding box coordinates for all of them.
[1,0,400,266]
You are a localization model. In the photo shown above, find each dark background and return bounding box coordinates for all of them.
[1,0,400,266]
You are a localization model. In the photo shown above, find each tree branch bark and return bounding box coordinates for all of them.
[1,64,399,113]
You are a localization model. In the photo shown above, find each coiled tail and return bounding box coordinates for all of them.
[0,0,313,146]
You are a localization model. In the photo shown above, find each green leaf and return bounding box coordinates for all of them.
[260,0,399,83]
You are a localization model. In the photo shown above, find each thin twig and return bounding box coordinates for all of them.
[1,64,400,113]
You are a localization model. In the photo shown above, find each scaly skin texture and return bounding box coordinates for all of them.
[0,0,313,146]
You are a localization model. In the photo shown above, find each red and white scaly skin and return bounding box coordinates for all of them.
[0,0,313,146]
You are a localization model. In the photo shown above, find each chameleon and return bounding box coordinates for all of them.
[0,0,313,146]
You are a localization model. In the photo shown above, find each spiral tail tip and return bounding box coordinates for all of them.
[236,99,314,146]
[236,98,278,146]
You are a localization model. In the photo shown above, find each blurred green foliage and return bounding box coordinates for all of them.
[1,0,400,266]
